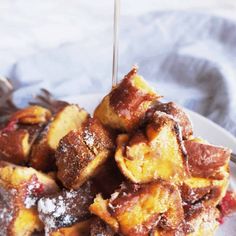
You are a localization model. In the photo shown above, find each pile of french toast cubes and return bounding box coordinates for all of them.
[0,67,231,236]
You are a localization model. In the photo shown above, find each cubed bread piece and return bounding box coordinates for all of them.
[184,204,220,236]
[90,181,184,236]
[90,218,116,236]
[56,117,114,189]
[8,105,51,125]
[94,67,159,131]
[0,105,51,165]
[0,130,31,165]
[115,111,188,184]
[180,172,229,207]
[49,219,92,236]
[148,102,193,140]
[0,161,59,236]
[153,204,219,236]
[30,104,88,171]
[184,140,231,179]
[38,181,96,235]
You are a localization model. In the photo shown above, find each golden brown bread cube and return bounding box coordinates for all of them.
[0,161,59,236]
[8,105,51,125]
[184,140,231,179]
[56,117,114,189]
[0,130,31,165]
[115,111,189,184]
[179,139,230,208]
[180,171,229,208]
[153,204,220,236]
[0,106,51,165]
[94,67,159,131]
[30,104,88,171]
[89,181,184,236]
[38,181,96,235]
[148,102,193,140]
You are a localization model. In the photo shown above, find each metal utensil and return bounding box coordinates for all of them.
[231,153,236,164]
[112,0,120,87]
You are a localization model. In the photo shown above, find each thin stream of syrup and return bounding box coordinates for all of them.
[112,0,120,88]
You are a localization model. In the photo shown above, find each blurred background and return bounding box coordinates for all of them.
[0,0,236,135]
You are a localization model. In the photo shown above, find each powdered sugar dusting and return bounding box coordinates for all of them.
[38,181,95,234]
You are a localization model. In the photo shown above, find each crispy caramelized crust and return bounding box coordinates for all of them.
[38,181,96,234]
[115,112,188,184]
[0,130,30,165]
[9,105,51,125]
[56,117,114,189]
[94,67,159,131]
[30,105,88,171]
[90,181,184,236]
[148,102,193,140]
[49,219,92,236]
[184,140,231,179]
[0,161,59,236]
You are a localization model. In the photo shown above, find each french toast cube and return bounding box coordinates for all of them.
[184,140,231,179]
[0,161,59,236]
[148,102,193,140]
[38,181,96,235]
[30,104,88,171]
[115,111,188,184]
[0,105,51,165]
[153,205,219,236]
[8,105,51,125]
[89,181,184,236]
[0,130,30,165]
[180,171,229,207]
[94,67,159,131]
[56,117,114,189]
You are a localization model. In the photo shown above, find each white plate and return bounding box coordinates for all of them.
[63,93,236,236]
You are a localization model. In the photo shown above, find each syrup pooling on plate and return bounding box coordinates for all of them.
[0,67,234,236]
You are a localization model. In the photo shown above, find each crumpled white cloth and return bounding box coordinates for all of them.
[0,0,236,136]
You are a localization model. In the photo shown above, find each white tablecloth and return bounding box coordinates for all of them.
[1,0,236,136]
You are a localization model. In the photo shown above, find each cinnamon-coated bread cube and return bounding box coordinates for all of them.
[30,104,88,171]
[56,117,114,189]
[89,181,184,236]
[0,130,31,165]
[184,139,231,179]
[38,181,96,235]
[94,67,159,131]
[8,105,51,125]
[115,111,189,184]
[153,204,219,236]
[0,161,59,236]
[180,171,229,207]
[148,102,193,140]
[0,105,51,165]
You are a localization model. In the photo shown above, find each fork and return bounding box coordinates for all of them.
[231,153,236,164]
